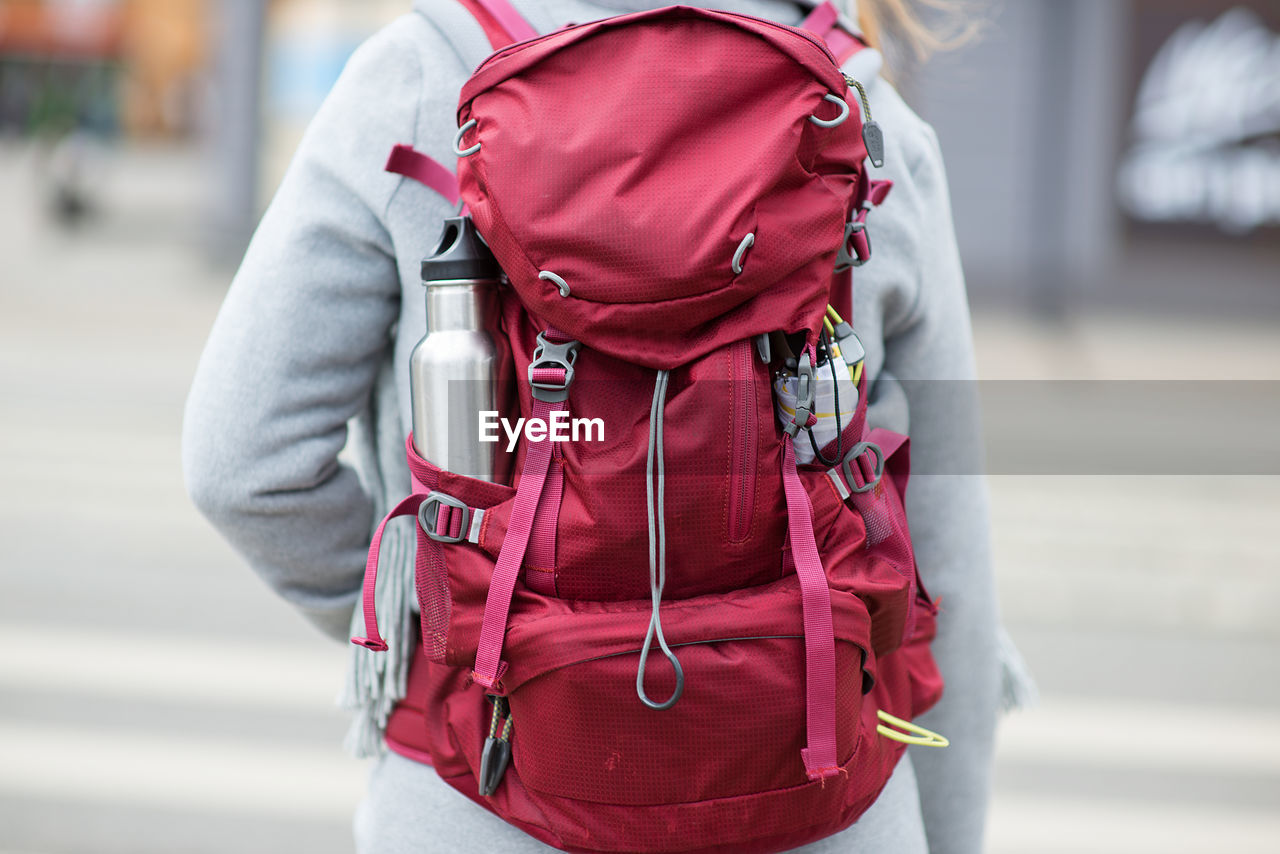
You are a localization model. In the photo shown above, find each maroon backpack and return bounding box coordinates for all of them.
[353,3,945,851]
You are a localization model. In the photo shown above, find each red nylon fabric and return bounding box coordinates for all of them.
[456,7,866,368]
[495,298,790,603]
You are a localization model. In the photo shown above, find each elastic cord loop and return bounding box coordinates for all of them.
[876,709,950,747]
[637,369,684,711]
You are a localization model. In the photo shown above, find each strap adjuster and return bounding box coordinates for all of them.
[841,441,885,494]
[528,332,581,403]
[835,220,870,272]
[419,491,471,543]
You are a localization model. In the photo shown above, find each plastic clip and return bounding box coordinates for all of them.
[755,333,772,364]
[783,351,816,439]
[528,332,581,403]
[835,220,869,273]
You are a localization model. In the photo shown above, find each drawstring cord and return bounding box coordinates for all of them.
[637,369,685,710]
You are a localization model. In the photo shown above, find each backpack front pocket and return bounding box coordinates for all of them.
[497,577,874,806]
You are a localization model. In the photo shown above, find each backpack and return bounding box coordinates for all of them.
[352,2,945,851]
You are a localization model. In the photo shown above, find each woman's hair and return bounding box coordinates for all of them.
[854,0,979,60]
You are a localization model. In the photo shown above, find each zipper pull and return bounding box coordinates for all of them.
[478,695,513,797]
[844,74,885,169]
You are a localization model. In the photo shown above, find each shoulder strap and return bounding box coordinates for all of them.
[456,0,539,49]
[390,0,542,201]
[800,0,868,65]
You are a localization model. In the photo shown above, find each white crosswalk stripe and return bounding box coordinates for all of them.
[0,625,348,711]
[0,721,365,819]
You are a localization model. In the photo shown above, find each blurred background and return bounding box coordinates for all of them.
[1,0,1277,852]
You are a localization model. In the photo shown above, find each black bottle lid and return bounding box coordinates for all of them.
[420,216,502,283]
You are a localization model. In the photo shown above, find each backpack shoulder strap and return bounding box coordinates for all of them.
[412,0,539,71]
[799,0,868,65]
[456,0,539,49]
[389,0,543,200]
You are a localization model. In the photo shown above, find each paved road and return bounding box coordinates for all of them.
[2,141,1278,853]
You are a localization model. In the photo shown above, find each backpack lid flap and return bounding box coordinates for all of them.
[456,6,867,368]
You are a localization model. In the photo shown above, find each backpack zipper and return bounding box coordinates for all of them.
[471,9,840,78]
[728,339,757,543]
[843,74,885,168]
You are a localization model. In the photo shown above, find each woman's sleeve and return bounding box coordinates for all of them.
[871,121,1001,851]
[181,21,424,641]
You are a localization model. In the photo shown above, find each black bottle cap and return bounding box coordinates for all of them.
[420,216,502,283]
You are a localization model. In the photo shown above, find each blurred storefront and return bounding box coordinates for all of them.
[911,0,1280,316]
[3,0,1276,310]
[0,0,206,138]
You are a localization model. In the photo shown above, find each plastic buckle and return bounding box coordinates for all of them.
[835,220,869,273]
[841,441,885,494]
[528,332,581,403]
[784,351,817,439]
[418,491,470,543]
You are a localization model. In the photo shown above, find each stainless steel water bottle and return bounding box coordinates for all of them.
[410,216,503,482]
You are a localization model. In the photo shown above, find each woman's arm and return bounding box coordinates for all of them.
[856,86,1000,854]
[182,19,426,640]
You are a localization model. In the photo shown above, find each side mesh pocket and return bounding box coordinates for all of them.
[408,439,515,664]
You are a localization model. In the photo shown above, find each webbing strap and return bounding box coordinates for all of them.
[384,144,460,205]
[351,493,430,651]
[781,435,840,780]
[800,0,866,65]
[455,0,538,49]
[525,447,563,593]
[429,499,485,544]
[471,372,566,689]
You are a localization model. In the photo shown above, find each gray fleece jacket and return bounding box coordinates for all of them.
[182,1,1008,851]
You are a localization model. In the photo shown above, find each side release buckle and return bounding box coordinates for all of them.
[528,332,581,403]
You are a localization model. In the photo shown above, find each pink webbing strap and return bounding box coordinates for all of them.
[384,144,461,206]
[471,372,566,689]
[781,435,841,780]
[524,446,563,594]
[800,0,866,65]
[456,0,538,48]
[351,493,430,651]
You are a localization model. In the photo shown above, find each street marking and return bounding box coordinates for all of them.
[0,722,364,818]
[998,698,1280,776]
[989,793,1280,854]
[0,625,349,711]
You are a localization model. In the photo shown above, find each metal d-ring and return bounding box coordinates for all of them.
[539,270,571,297]
[808,94,850,128]
[731,232,755,275]
[452,119,480,157]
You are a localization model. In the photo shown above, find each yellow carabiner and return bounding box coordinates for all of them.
[876,710,949,748]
